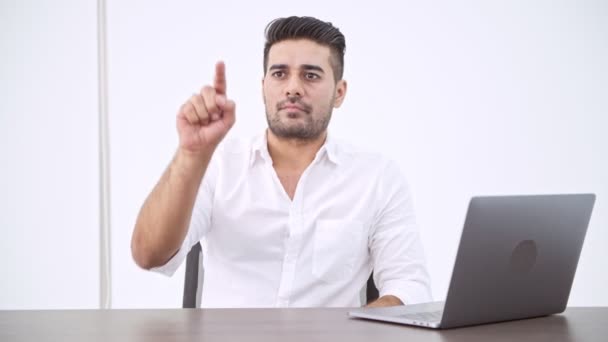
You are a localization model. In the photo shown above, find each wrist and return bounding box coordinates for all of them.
[173,147,214,178]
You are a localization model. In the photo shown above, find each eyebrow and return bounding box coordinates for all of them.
[268,64,325,73]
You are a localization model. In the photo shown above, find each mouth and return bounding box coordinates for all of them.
[280,105,306,112]
[277,99,311,114]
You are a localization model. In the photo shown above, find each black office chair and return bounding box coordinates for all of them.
[183,241,379,308]
[183,242,204,308]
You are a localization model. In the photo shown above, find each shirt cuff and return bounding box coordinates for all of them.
[149,245,189,277]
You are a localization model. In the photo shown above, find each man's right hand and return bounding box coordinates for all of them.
[132,62,236,270]
[177,61,236,155]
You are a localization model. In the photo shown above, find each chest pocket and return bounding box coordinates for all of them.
[312,219,364,283]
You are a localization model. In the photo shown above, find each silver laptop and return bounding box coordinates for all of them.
[349,194,596,329]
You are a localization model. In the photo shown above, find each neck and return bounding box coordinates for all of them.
[267,129,327,171]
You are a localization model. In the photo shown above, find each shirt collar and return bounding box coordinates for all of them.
[249,130,342,168]
[249,132,271,167]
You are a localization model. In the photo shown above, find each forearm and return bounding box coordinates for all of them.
[365,295,403,308]
[131,148,214,269]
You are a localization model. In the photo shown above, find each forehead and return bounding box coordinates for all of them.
[267,39,332,69]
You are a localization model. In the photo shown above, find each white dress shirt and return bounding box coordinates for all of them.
[152,131,432,308]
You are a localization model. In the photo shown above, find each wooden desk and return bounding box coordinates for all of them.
[1,307,606,342]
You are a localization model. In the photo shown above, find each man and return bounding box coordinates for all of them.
[131,16,431,308]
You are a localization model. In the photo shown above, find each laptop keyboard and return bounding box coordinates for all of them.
[398,310,443,322]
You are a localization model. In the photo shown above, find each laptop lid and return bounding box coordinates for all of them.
[440,194,595,328]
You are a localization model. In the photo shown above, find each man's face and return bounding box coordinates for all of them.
[263,39,347,141]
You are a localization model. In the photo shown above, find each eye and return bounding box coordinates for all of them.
[271,71,285,78]
[304,72,320,80]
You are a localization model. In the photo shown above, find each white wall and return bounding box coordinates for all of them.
[107,0,607,308]
[1,0,606,310]
[0,0,100,309]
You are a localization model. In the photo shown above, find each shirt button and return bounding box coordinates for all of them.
[285,253,296,263]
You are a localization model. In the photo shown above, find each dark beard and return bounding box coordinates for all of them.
[265,96,333,141]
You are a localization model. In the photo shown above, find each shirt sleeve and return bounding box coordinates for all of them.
[369,160,433,305]
[149,152,219,277]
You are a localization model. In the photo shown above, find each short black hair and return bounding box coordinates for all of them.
[263,16,346,81]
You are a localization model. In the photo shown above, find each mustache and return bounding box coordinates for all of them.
[276,97,312,113]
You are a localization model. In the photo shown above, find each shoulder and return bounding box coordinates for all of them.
[211,134,261,165]
[332,138,402,174]
[216,135,256,155]
[208,134,262,175]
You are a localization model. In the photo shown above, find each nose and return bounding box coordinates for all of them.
[285,74,303,97]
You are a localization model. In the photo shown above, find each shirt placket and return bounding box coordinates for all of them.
[275,160,319,307]
[275,206,302,307]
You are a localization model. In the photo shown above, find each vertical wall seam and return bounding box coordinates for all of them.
[97,0,112,309]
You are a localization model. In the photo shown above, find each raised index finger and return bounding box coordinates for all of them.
[214,61,227,95]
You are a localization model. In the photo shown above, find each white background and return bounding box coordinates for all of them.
[1,0,99,309]
[1,0,606,309]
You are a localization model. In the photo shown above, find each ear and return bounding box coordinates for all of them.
[333,79,348,108]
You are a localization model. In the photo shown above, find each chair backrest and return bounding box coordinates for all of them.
[366,272,379,303]
[182,241,379,308]
[182,242,203,308]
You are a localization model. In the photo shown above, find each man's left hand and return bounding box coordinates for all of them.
[365,295,403,308]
